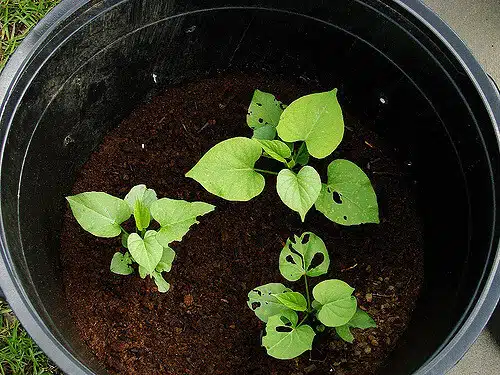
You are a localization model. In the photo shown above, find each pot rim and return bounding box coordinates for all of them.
[0,1,499,374]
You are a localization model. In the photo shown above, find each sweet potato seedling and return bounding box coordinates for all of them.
[187,89,379,225]
[66,184,215,292]
[247,232,376,359]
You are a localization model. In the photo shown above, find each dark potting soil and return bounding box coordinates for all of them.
[60,73,424,375]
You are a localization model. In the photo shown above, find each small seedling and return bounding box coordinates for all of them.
[187,89,379,224]
[66,184,215,292]
[247,232,376,359]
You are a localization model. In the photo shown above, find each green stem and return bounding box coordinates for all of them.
[140,228,146,237]
[304,275,312,312]
[254,168,278,176]
[297,313,309,328]
[120,226,129,235]
[287,158,296,169]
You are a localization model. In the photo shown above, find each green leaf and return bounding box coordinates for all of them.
[276,166,321,221]
[247,283,293,322]
[133,200,150,231]
[253,125,277,140]
[156,246,176,273]
[315,159,379,225]
[247,89,284,130]
[125,184,157,209]
[276,89,344,159]
[262,310,315,360]
[348,308,377,329]
[335,309,377,343]
[273,292,307,312]
[279,232,330,281]
[127,231,163,274]
[110,252,134,275]
[138,265,148,279]
[313,279,357,327]
[150,198,215,247]
[254,139,291,164]
[335,325,354,343]
[121,232,129,248]
[295,143,309,166]
[66,192,131,237]
[186,137,265,201]
[152,271,170,293]
[125,185,157,231]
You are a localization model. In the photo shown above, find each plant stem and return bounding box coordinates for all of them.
[140,228,146,237]
[254,168,278,176]
[297,313,309,328]
[120,226,129,235]
[304,275,312,312]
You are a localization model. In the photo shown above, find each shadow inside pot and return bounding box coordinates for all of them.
[487,303,500,346]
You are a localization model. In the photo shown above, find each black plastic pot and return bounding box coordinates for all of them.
[0,0,499,374]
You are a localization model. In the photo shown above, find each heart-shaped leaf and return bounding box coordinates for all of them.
[315,159,379,225]
[66,192,131,237]
[150,198,215,247]
[127,231,163,274]
[279,232,330,281]
[152,271,170,293]
[262,310,315,360]
[247,283,293,322]
[276,166,321,221]
[335,308,377,343]
[186,137,265,201]
[247,89,284,130]
[110,252,134,275]
[156,246,176,273]
[125,184,157,231]
[276,89,344,159]
[253,124,277,140]
[254,139,291,164]
[313,279,357,327]
[273,292,307,312]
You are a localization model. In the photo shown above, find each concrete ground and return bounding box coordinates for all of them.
[422,1,500,374]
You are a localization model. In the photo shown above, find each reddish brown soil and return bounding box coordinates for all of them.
[60,73,424,375]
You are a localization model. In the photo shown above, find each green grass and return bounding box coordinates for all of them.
[0,0,60,71]
[0,300,61,375]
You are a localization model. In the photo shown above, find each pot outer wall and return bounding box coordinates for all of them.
[0,1,499,375]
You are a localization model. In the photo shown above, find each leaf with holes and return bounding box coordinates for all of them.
[127,231,163,274]
[313,279,357,327]
[150,198,215,247]
[247,89,285,131]
[276,166,321,221]
[152,271,170,293]
[186,137,266,201]
[335,308,377,343]
[66,192,131,237]
[315,159,379,225]
[262,310,315,360]
[247,283,293,322]
[125,184,157,231]
[156,246,176,273]
[110,252,134,275]
[276,89,344,159]
[279,232,330,281]
[254,139,291,164]
[273,292,308,312]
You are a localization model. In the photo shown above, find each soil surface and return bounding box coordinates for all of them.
[60,73,424,375]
